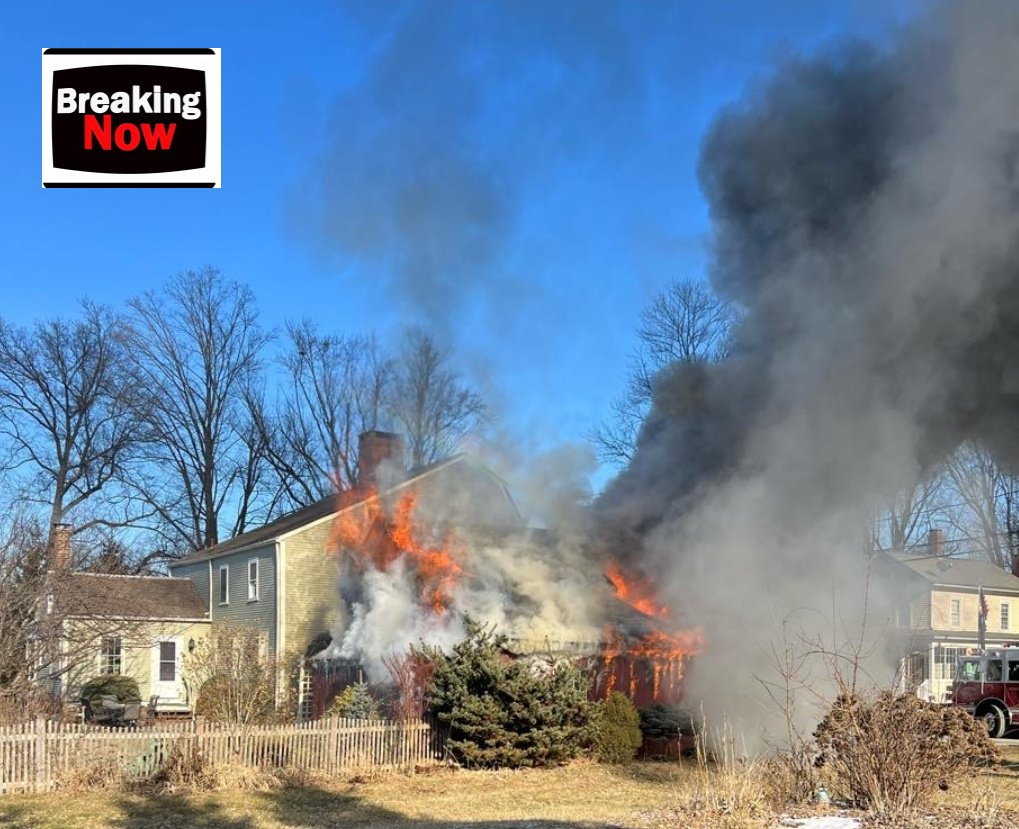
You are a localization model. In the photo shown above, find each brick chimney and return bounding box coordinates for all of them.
[358,431,405,489]
[48,523,72,571]
[928,528,945,557]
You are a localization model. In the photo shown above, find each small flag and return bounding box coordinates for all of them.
[978,585,988,651]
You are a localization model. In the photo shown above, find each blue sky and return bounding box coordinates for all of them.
[1,0,925,493]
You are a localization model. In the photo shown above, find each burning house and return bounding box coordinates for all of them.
[170,428,703,720]
[311,440,705,717]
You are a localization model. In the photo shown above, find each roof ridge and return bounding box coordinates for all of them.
[69,572,192,581]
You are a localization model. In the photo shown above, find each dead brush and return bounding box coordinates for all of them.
[213,762,296,791]
[678,723,774,829]
[813,690,997,819]
[152,741,220,792]
[57,747,129,792]
[152,746,324,793]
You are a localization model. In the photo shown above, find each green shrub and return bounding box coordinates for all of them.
[422,618,592,769]
[639,703,696,741]
[592,692,643,763]
[79,674,141,711]
[327,682,380,720]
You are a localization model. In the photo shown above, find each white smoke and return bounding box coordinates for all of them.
[327,521,606,683]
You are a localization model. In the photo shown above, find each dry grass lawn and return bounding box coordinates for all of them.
[0,762,685,829]
[1,744,1018,829]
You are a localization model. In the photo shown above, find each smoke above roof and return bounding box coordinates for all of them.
[597,1,1019,742]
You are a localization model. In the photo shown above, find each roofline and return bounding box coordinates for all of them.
[57,572,197,583]
[927,583,1019,594]
[275,455,466,542]
[170,537,277,566]
[62,614,210,623]
[882,554,1019,592]
[173,455,475,566]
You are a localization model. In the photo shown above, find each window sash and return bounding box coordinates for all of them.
[159,641,176,682]
[1002,603,1010,631]
[934,646,965,680]
[219,565,229,604]
[101,637,122,675]
[950,599,961,627]
[247,559,258,601]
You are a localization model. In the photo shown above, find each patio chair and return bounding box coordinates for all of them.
[99,694,125,713]
[142,695,160,723]
[86,697,118,723]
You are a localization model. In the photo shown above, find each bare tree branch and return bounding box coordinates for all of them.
[256,322,394,507]
[391,328,487,469]
[0,302,142,553]
[590,279,736,466]
[123,268,274,553]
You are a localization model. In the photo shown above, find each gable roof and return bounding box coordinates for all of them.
[55,573,209,620]
[171,454,518,566]
[886,551,1019,592]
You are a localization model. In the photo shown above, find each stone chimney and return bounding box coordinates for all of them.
[928,528,945,557]
[358,431,405,489]
[48,523,72,571]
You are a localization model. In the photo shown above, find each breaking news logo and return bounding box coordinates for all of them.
[42,49,221,188]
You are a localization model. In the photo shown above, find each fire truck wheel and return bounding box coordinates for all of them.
[978,703,1007,739]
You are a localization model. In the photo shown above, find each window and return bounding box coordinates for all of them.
[950,598,961,628]
[247,558,259,601]
[957,658,981,682]
[1002,602,1010,631]
[159,641,176,682]
[101,636,122,675]
[1008,660,1019,682]
[934,646,966,680]
[986,659,1003,682]
[218,565,229,605]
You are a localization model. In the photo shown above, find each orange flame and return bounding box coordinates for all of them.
[597,627,705,706]
[329,488,464,614]
[598,564,707,706]
[604,562,671,619]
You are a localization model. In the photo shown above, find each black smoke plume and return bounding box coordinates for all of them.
[598,2,1019,741]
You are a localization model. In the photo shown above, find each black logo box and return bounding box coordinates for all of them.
[51,63,206,175]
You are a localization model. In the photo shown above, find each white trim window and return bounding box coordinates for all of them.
[158,641,177,682]
[101,636,122,675]
[950,598,961,628]
[1002,601,1010,631]
[247,558,259,602]
[218,564,229,605]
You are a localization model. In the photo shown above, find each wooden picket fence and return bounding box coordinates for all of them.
[0,716,447,794]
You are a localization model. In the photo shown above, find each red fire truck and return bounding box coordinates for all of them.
[949,647,1019,738]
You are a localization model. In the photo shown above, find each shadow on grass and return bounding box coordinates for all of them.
[76,783,637,829]
[0,802,32,829]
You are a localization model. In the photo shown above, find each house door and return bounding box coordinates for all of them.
[153,639,181,701]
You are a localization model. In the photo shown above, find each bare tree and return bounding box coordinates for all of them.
[256,322,393,507]
[0,514,128,717]
[0,516,48,708]
[874,472,948,551]
[637,279,736,369]
[183,624,299,725]
[944,443,1019,570]
[124,268,274,553]
[590,279,736,465]
[0,302,143,549]
[391,328,487,469]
